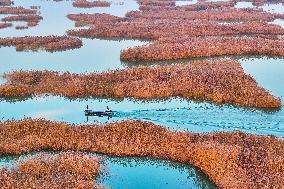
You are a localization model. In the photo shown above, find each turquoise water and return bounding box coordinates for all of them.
[0,0,284,187]
[176,0,198,6]
[235,1,284,14]
[0,153,216,189]
[99,156,216,189]
[0,0,221,188]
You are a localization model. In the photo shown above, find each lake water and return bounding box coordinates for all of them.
[0,0,218,188]
[0,0,283,188]
[0,152,216,189]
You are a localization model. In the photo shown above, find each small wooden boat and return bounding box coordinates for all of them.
[84,109,113,117]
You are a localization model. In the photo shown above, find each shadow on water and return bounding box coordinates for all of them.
[0,94,281,114]
[122,54,284,68]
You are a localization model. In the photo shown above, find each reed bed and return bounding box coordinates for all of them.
[120,36,284,61]
[126,8,279,22]
[0,118,283,189]
[73,0,111,8]
[0,6,37,14]
[137,0,175,7]
[67,1,284,62]
[0,151,101,189]
[67,13,122,27]
[0,22,11,29]
[0,36,83,52]
[139,0,235,11]
[67,15,284,40]
[0,59,281,108]
[2,15,42,27]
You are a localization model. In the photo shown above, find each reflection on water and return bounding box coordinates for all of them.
[0,153,217,189]
[99,155,216,189]
[0,0,148,74]
[0,38,147,74]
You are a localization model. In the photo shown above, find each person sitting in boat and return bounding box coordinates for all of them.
[106,106,112,112]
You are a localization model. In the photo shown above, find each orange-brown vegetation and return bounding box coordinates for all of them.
[73,0,111,8]
[0,118,283,189]
[0,4,42,29]
[0,6,37,14]
[0,151,101,189]
[0,22,11,29]
[120,36,284,61]
[0,59,281,108]
[137,0,175,7]
[139,0,235,11]
[0,36,83,52]
[2,15,42,27]
[67,14,284,39]
[67,1,284,62]
[126,7,279,22]
[15,25,28,30]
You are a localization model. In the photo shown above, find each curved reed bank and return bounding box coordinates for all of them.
[0,59,280,108]
[0,152,101,189]
[120,36,284,61]
[73,0,111,8]
[0,36,83,52]
[0,118,283,189]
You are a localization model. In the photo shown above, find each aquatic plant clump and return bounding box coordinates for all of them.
[0,6,37,14]
[0,152,101,189]
[0,59,281,108]
[120,36,284,61]
[2,15,43,27]
[0,118,283,189]
[0,36,83,52]
[0,22,12,29]
[137,0,175,7]
[73,0,111,8]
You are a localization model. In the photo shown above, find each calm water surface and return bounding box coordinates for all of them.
[0,0,224,188]
[0,153,216,189]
